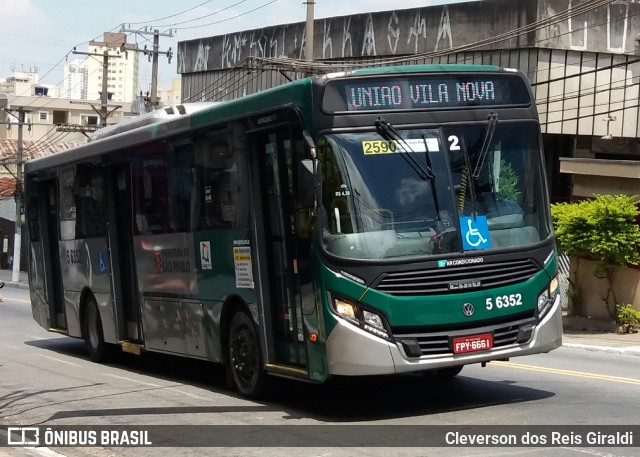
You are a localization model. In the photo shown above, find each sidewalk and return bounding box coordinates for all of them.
[1,269,638,356]
[562,330,640,356]
[0,268,28,289]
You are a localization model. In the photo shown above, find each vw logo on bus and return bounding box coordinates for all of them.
[462,303,475,317]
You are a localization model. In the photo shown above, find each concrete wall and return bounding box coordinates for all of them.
[177,0,640,74]
[560,158,640,197]
[571,257,640,317]
[177,0,539,73]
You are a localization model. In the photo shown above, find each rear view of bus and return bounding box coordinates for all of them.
[310,66,561,378]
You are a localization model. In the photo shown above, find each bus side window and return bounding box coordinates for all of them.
[73,164,105,239]
[132,143,169,235]
[168,141,196,233]
[59,167,76,240]
[197,125,248,231]
[201,141,233,230]
[26,191,40,242]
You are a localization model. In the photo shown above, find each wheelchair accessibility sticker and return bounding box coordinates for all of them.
[460,216,491,251]
[97,250,108,273]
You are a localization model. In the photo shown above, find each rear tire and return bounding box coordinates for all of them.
[84,297,108,363]
[227,311,267,399]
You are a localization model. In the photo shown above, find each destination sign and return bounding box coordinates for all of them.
[322,73,531,112]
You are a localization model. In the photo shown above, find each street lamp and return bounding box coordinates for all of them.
[601,114,616,140]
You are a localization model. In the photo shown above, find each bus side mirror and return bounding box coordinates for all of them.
[298,159,320,208]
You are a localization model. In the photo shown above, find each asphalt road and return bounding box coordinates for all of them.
[1,288,639,457]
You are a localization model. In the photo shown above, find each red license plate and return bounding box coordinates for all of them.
[452,333,493,354]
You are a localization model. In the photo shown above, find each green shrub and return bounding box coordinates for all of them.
[497,159,521,202]
[551,194,640,319]
[616,304,640,333]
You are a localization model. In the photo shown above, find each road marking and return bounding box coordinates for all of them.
[34,354,80,366]
[563,447,634,457]
[104,373,162,387]
[25,334,47,340]
[7,298,32,303]
[492,361,640,386]
[5,344,20,349]
[169,387,214,401]
[23,447,67,457]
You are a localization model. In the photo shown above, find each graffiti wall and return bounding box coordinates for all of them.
[177,0,640,75]
[177,0,537,73]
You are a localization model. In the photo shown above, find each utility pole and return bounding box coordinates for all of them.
[12,109,25,283]
[120,27,173,110]
[150,30,160,110]
[72,48,122,127]
[1,108,30,282]
[304,1,315,61]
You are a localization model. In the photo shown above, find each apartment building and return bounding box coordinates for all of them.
[86,32,140,104]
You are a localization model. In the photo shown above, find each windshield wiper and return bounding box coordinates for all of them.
[375,117,442,222]
[457,134,478,217]
[472,112,499,180]
[375,117,435,180]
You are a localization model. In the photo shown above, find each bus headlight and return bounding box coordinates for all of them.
[330,296,391,340]
[549,276,559,302]
[537,275,558,319]
[334,298,357,321]
[362,310,389,339]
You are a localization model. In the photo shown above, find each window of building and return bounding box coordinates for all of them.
[39,111,48,121]
[81,115,98,126]
[52,111,67,124]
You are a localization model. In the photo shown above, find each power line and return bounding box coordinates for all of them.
[125,0,217,25]
[172,0,278,31]
[150,0,250,29]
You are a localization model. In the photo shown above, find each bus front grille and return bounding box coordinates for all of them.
[393,316,536,356]
[375,259,540,296]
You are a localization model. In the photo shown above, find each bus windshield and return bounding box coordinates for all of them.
[318,122,552,260]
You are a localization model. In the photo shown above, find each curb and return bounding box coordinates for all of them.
[3,281,29,289]
[562,342,640,357]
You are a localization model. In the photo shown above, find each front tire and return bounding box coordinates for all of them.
[84,297,108,363]
[227,311,267,399]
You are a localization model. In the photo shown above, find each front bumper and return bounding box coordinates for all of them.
[325,293,563,376]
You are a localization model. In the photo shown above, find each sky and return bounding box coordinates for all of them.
[0,0,470,92]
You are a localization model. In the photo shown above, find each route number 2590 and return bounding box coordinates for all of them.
[485,293,522,310]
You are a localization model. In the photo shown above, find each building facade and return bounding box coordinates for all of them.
[62,60,88,100]
[0,71,41,97]
[86,32,140,104]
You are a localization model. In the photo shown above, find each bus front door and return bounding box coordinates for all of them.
[106,164,142,342]
[254,129,309,373]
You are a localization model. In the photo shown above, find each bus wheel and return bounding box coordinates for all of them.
[227,311,266,399]
[84,297,107,363]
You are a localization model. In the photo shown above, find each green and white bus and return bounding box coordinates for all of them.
[25,65,562,398]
